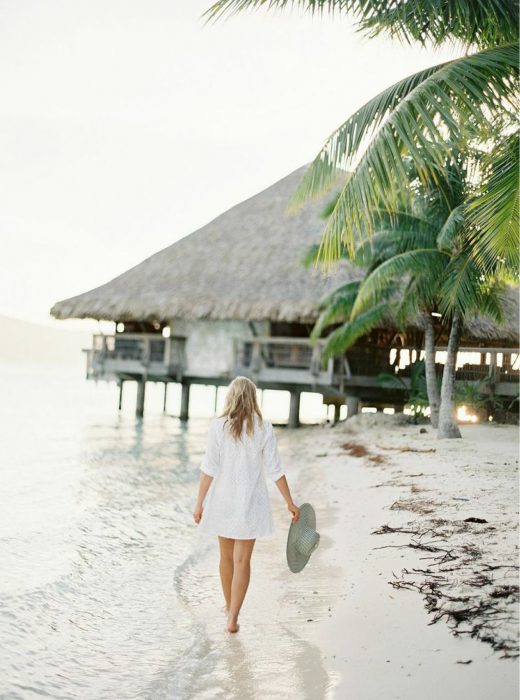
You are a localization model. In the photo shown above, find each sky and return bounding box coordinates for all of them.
[0,0,460,332]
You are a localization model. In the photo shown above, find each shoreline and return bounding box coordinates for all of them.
[286,416,519,699]
[148,413,518,699]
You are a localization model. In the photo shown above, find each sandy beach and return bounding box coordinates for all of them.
[189,416,519,700]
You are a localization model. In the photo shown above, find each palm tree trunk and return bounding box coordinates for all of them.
[423,312,440,429]
[438,312,462,439]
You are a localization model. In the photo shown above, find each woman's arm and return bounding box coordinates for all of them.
[274,474,300,523]
[194,473,213,523]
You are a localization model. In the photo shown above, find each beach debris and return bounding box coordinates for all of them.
[378,445,436,453]
[464,517,488,524]
[341,441,387,464]
[410,483,429,494]
[390,498,438,515]
[453,497,470,501]
[456,659,473,664]
[420,428,428,434]
[341,441,370,457]
[368,454,387,465]
[372,519,520,658]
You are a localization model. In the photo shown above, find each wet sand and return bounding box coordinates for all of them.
[193,416,519,700]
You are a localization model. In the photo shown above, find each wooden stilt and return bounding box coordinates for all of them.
[333,403,341,424]
[288,390,300,429]
[346,396,359,420]
[213,386,219,415]
[180,382,190,421]
[136,378,146,417]
[163,382,168,413]
[118,380,124,411]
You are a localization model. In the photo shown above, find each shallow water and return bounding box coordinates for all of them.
[0,364,338,700]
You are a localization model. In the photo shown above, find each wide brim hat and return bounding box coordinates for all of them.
[286,502,320,573]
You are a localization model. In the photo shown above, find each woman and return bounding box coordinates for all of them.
[193,376,300,633]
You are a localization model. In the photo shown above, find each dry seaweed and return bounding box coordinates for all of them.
[372,519,520,658]
[341,441,370,458]
[377,445,437,453]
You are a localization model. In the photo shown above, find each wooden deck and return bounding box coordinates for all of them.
[84,333,519,397]
[84,333,186,381]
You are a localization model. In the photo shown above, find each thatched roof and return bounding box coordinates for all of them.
[51,166,518,342]
[51,166,360,324]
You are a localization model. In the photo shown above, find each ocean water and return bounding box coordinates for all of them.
[0,364,338,700]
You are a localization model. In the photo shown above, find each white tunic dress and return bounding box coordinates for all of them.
[198,415,285,539]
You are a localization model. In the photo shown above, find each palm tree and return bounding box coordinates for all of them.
[208,0,519,279]
[311,155,509,437]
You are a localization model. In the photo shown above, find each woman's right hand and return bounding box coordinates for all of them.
[287,502,300,523]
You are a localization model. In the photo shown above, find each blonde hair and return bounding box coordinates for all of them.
[222,376,263,440]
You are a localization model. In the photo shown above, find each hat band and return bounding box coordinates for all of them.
[295,527,320,557]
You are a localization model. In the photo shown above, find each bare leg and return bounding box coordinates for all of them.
[227,538,255,633]
[218,536,235,611]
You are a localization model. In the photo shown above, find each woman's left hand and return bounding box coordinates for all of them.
[193,506,203,524]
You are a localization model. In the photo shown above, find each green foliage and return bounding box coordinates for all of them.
[320,302,390,359]
[207,1,519,49]
[453,381,490,411]
[466,131,520,273]
[377,360,429,419]
[293,44,518,271]
[208,0,519,278]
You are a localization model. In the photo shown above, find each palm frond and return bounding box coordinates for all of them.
[351,249,449,317]
[293,43,518,264]
[439,251,507,323]
[467,131,520,272]
[206,1,519,48]
[436,204,465,251]
[311,283,361,340]
[317,279,361,307]
[322,302,389,358]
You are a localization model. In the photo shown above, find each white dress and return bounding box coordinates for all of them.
[198,415,285,539]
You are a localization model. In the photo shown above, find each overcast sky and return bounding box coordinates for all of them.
[0,0,458,331]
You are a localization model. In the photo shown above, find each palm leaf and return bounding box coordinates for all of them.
[310,282,361,340]
[351,249,449,317]
[206,1,519,48]
[467,131,520,272]
[293,43,519,265]
[436,204,465,251]
[322,302,389,359]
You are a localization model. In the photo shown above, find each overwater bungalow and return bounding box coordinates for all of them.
[51,167,519,424]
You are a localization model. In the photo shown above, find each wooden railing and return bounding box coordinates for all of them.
[84,334,186,379]
[233,338,518,390]
[343,345,519,385]
[234,337,333,384]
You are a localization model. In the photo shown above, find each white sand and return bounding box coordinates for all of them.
[190,418,518,699]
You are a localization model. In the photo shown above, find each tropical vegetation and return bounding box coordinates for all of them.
[208,0,519,437]
[309,152,509,436]
[208,1,519,282]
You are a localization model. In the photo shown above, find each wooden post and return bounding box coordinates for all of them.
[346,396,359,419]
[180,382,190,421]
[334,403,341,424]
[118,380,124,411]
[213,386,219,415]
[136,378,146,417]
[288,390,300,429]
[163,382,168,413]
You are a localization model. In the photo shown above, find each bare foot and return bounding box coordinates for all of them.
[226,615,240,633]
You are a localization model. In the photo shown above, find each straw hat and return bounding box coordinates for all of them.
[286,503,320,573]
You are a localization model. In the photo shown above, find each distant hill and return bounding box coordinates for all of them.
[0,315,91,367]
